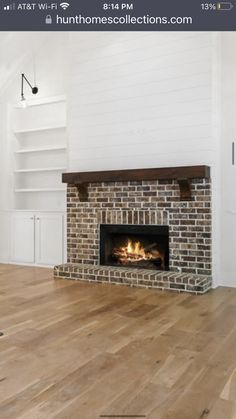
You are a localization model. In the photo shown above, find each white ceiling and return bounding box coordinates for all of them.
[0,32,49,93]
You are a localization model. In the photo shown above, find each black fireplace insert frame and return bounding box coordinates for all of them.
[99,224,169,271]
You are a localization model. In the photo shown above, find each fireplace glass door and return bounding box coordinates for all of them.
[100,224,169,271]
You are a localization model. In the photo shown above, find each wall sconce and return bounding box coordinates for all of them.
[21,73,38,107]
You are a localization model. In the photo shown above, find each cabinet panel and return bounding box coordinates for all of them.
[221,213,236,286]
[11,213,35,263]
[0,212,11,262]
[35,213,64,266]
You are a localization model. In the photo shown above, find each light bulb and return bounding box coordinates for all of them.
[21,96,27,108]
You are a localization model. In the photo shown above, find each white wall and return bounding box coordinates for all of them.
[219,33,236,287]
[68,32,217,171]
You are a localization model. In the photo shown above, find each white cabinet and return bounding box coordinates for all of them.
[11,212,35,264]
[35,213,64,266]
[11,211,65,266]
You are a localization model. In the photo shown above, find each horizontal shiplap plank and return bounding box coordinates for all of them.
[68,32,215,170]
[71,139,213,160]
[71,86,210,111]
[69,151,214,172]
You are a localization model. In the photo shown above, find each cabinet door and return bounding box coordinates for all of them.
[11,212,35,263]
[35,213,64,266]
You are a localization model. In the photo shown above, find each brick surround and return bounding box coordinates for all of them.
[55,177,212,294]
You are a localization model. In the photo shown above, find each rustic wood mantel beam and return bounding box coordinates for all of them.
[62,166,210,202]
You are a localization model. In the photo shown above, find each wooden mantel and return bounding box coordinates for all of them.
[62,166,210,202]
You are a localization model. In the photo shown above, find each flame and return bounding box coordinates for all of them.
[126,240,144,258]
[112,238,163,268]
[120,239,153,262]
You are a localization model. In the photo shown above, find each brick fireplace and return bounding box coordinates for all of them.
[54,166,212,294]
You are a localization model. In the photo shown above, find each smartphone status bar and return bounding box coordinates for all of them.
[0,0,235,31]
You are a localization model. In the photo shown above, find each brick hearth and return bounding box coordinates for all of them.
[54,175,212,294]
[54,263,212,294]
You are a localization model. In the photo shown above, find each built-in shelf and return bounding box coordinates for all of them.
[15,188,66,193]
[5,209,66,213]
[14,125,66,135]
[14,95,66,108]
[12,97,67,211]
[15,146,67,154]
[15,167,67,173]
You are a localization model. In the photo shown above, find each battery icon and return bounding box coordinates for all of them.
[217,2,234,10]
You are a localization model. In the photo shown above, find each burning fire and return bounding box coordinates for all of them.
[113,239,162,265]
[125,240,151,261]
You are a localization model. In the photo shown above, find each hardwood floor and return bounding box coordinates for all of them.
[0,264,236,419]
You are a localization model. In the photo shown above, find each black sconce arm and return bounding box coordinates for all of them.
[21,73,38,100]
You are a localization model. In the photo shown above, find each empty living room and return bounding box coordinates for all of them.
[0,2,236,419]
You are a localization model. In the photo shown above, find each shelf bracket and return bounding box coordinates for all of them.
[177,178,192,201]
[76,183,89,202]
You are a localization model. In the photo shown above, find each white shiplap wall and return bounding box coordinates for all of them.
[68,32,216,171]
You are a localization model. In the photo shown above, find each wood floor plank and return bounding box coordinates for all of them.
[0,264,236,418]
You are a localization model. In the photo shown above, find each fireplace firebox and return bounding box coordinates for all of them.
[100,224,169,271]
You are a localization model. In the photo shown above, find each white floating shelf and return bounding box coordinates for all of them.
[15,146,67,154]
[9,209,66,213]
[14,95,66,108]
[15,188,66,193]
[14,125,66,135]
[15,167,66,173]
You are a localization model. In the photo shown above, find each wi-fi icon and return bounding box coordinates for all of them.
[60,2,70,10]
